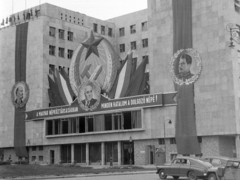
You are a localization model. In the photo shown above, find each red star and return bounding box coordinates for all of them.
[81,31,103,60]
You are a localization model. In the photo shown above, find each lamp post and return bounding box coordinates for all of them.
[226,23,240,48]
[129,136,133,166]
[26,139,30,164]
[163,119,172,154]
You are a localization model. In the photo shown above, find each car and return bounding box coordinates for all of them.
[202,156,240,180]
[156,156,220,180]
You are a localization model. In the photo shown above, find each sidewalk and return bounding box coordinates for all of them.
[9,165,157,180]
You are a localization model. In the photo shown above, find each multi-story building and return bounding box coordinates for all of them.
[0,0,240,166]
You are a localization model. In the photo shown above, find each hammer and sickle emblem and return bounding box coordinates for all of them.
[80,64,103,81]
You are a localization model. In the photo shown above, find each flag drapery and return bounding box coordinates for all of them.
[14,23,29,157]
[172,0,201,155]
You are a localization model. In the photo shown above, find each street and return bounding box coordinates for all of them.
[41,173,190,180]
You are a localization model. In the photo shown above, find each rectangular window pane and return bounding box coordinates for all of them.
[142,38,148,48]
[68,49,73,59]
[49,45,55,56]
[39,156,43,161]
[93,23,98,32]
[101,25,105,35]
[119,27,125,37]
[108,28,112,37]
[142,21,148,31]
[68,31,73,41]
[59,47,65,58]
[59,29,64,39]
[131,41,136,50]
[120,44,125,53]
[130,24,136,34]
[49,27,55,37]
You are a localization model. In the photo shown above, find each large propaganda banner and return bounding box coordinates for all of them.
[25,92,176,120]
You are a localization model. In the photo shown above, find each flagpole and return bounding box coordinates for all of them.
[12,0,14,14]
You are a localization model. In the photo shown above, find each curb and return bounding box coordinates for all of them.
[3,170,156,180]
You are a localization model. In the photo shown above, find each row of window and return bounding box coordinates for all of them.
[32,156,43,162]
[49,27,74,41]
[60,13,84,25]
[46,110,142,136]
[119,21,147,37]
[119,38,148,53]
[49,45,73,59]
[93,23,113,37]
[158,136,202,145]
[31,146,43,151]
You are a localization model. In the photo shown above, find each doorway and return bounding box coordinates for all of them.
[122,141,134,165]
[50,150,55,164]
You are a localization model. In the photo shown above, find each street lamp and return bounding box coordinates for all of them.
[163,119,172,153]
[129,136,133,166]
[226,23,240,48]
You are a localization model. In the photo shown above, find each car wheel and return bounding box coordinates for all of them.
[172,176,179,179]
[208,173,217,180]
[188,170,197,180]
[158,170,167,179]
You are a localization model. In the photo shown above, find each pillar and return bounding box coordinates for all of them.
[71,144,74,163]
[235,135,240,158]
[118,141,121,165]
[101,142,105,165]
[86,143,89,165]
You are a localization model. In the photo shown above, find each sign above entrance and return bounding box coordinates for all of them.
[25,92,176,120]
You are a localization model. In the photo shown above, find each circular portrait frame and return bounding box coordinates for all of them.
[77,80,101,111]
[169,48,202,85]
[11,81,30,108]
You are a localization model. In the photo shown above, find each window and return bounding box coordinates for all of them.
[158,138,165,145]
[101,25,105,35]
[32,146,36,151]
[130,24,136,34]
[119,44,125,53]
[108,28,112,37]
[198,136,202,143]
[39,146,43,151]
[68,49,73,59]
[131,41,137,50]
[142,38,148,48]
[112,113,122,130]
[59,47,65,58]
[119,27,125,37]
[32,156,36,161]
[132,57,137,64]
[49,45,55,56]
[170,138,176,144]
[49,27,55,37]
[49,64,55,74]
[68,31,73,41]
[93,23,98,32]
[142,55,149,63]
[59,29,64,39]
[39,156,43,161]
[142,21,148,31]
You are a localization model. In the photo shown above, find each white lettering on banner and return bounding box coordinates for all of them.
[37,107,78,117]
[101,95,160,109]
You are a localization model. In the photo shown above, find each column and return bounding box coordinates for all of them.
[235,135,240,158]
[86,143,89,165]
[118,141,121,165]
[101,142,105,165]
[71,144,74,163]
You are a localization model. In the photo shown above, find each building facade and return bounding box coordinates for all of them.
[0,0,240,165]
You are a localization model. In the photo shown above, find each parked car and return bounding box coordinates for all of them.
[156,156,219,180]
[202,156,240,180]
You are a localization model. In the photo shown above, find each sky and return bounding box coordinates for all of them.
[0,0,147,21]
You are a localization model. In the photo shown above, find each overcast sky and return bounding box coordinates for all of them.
[0,0,147,22]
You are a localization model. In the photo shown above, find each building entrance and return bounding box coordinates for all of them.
[122,141,134,165]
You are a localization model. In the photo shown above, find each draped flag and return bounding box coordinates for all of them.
[14,23,29,157]
[172,0,201,155]
[48,75,65,106]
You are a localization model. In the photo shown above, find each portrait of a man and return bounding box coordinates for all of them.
[11,81,30,108]
[81,83,97,108]
[15,86,24,104]
[177,54,193,82]
[78,80,100,111]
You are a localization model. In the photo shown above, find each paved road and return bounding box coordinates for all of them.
[41,173,189,180]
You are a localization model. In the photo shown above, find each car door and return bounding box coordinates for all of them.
[166,159,181,176]
[179,158,190,176]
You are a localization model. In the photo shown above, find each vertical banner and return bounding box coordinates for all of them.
[172,0,201,154]
[14,23,29,157]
